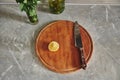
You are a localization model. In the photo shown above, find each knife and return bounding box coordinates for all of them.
[74,21,87,70]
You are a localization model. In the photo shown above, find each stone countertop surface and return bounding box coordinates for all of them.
[0,0,120,4]
[0,4,120,80]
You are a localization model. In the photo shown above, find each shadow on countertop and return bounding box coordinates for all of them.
[0,7,28,23]
[37,0,50,13]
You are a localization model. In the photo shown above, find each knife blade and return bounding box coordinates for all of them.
[74,21,87,70]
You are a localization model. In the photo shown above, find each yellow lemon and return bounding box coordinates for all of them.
[48,41,59,52]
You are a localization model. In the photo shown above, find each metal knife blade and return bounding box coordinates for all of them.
[74,21,87,70]
[74,21,83,48]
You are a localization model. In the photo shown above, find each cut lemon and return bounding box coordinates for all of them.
[48,41,59,52]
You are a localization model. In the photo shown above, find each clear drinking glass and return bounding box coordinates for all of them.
[48,0,65,14]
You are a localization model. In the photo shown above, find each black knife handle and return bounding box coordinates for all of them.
[79,48,87,70]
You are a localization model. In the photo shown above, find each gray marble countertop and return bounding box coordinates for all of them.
[0,4,120,80]
[0,0,120,4]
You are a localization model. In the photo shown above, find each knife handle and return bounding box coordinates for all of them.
[79,48,87,70]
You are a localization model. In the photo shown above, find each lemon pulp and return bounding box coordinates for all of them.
[48,41,59,52]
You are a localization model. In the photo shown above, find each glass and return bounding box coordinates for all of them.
[48,0,65,14]
[26,7,38,24]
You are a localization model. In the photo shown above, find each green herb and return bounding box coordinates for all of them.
[16,0,41,24]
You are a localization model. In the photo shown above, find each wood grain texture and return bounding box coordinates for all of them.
[35,20,93,73]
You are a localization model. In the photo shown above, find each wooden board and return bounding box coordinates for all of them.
[35,20,93,73]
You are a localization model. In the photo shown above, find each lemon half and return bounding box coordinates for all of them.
[48,41,59,52]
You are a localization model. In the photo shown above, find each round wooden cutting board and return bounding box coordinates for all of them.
[35,20,93,73]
